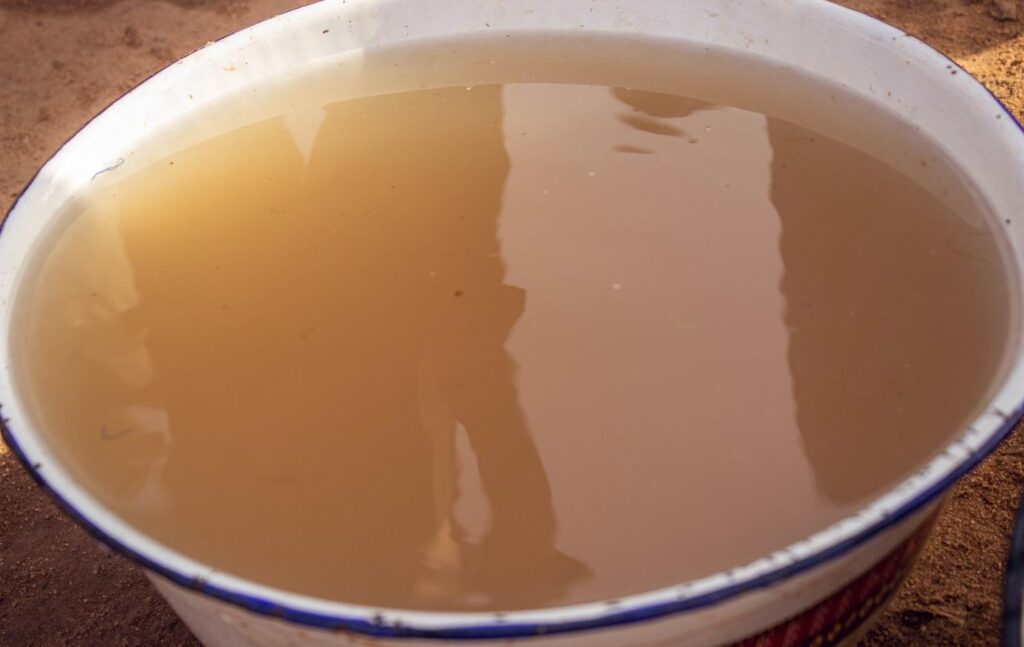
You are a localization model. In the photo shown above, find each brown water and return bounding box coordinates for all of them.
[14,55,1011,611]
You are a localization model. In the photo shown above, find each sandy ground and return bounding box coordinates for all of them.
[0,0,1022,644]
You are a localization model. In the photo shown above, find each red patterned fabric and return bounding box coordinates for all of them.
[733,519,934,647]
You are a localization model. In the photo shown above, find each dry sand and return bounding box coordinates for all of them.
[0,1,1022,644]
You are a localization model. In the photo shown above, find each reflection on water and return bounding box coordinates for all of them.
[612,87,1009,507]
[18,78,1009,611]
[768,118,1009,503]
[298,84,589,608]
[610,88,1009,507]
[613,88,713,143]
[499,85,818,594]
[26,84,589,610]
[612,88,716,119]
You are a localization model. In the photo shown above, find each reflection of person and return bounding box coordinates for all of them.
[118,82,587,609]
[768,118,1007,504]
[298,84,586,609]
[611,86,1008,507]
